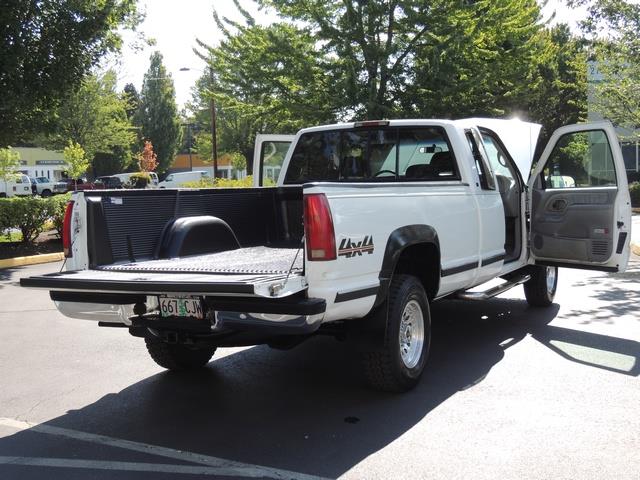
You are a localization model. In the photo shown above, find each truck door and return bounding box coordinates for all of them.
[252,134,295,186]
[528,122,632,272]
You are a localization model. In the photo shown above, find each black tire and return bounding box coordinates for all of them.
[145,336,216,370]
[41,189,52,197]
[361,274,431,392]
[524,265,558,307]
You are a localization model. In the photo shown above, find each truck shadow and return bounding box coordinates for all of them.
[1,297,638,478]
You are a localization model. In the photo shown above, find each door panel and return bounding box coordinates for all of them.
[252,134,295,186]
[528,122,631,272]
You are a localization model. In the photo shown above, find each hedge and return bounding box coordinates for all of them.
[630,182,640,208]
[0,193,71,244]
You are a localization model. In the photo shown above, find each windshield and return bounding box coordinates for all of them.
[283,126,457,184]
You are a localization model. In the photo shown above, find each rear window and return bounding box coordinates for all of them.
[283,126,457,184]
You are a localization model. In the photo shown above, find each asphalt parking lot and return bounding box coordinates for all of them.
[0,256,638,479]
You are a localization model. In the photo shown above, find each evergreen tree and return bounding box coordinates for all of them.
[136,52,181,174]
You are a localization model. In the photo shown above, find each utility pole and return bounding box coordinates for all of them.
[210,67,218,178]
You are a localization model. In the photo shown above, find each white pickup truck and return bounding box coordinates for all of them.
[22,118,632,392]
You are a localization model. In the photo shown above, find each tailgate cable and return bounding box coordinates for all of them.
[271,237,304,296]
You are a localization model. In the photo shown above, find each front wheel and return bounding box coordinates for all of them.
[145,336,216,370]
[361,274,431,392]
[523,266,558,307]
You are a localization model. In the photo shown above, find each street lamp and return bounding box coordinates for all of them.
[179,66,218,178]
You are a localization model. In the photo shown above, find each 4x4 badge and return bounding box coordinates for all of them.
[338,236,374,258]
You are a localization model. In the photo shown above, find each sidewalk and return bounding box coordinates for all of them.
[632,213,640,256]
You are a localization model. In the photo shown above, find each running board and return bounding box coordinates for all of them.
[456,274,531,301]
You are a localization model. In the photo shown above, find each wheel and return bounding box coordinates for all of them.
[524,265,558,307]
[145,336,216,370]
[361,274,431,392]
[41,189,52,197]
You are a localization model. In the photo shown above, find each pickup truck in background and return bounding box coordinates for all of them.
[22,118,632,392]
[0,174,33,197]
[30,176,68,197]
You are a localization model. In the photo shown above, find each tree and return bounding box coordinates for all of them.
[63,141,89,188]
[138,140,158,172]
[229,152,247,179]
[136,52,182,174]
[0,147,21,181]
[0,0,141,146]
[123,83,141,121]
[192,20,335,168]
[568,0,640,132]
[45,71,136,171]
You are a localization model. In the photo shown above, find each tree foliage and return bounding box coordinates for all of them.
[63,141,89,181]
[0,147,21,181]
[136,52,182,174]
[0,0,141,146]
[569,0,640,132]
[138,140,158,172]
[45,71,135,168]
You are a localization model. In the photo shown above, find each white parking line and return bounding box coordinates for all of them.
[0,418,327,480]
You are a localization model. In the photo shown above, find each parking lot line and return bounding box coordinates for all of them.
[0,417,327,480]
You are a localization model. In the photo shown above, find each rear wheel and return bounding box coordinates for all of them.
[361,274,431,392]
[524,266,558,307]
[145,336,216,370]
[41,189,52,197]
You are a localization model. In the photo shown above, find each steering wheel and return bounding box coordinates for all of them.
[374,169,397,177]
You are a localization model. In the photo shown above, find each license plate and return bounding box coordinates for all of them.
[159,296,204,319]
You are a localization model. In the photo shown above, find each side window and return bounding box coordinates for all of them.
[481,133,518,190]
[260,140,291,185]
[466,130,496,190]
[542,130,616,188]
[400,127,458,180]
[166,175,173,182]
[284,131,340,184]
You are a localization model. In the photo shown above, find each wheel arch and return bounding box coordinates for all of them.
[375,225,441,306]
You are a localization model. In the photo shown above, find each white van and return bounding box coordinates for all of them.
[158,171,210,188]
[112,172,159,189]
[0,174,33,197]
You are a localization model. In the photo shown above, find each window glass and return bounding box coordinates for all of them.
[399,127,457,180]
[481,133,518,188]
[543,130,616,188]
[260,140,292,185]
[284,127,455,184]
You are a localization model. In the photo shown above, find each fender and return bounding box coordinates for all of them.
[375,224,441,308]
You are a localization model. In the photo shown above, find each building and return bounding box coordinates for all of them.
[13,147,68,180]
[169,153,247,179]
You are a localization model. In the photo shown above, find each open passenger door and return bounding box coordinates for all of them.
[252,134,295,187]
[527,122,632,272]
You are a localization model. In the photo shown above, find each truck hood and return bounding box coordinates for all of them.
[461,118,542,180]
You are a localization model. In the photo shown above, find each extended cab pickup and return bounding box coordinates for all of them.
[22,118,632,391]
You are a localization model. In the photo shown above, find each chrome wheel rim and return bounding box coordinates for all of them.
[546,267,557,294]
[399,299,425,369]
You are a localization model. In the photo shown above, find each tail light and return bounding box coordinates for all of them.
[62,200,75,257]
[304,193,336,261]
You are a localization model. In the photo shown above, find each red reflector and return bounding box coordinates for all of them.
[304,194,336,261]
[62,200,75,257]
[354,120,390,128]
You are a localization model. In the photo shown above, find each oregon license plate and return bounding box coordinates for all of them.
[159,296,204,319]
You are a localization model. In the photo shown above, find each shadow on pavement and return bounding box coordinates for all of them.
[0,297,637,478]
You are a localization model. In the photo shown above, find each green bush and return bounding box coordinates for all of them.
[630,182,640,208]
[181,176,258,189]
[0,194,71,243]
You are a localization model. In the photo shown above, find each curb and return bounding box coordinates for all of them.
[0,252,64,270]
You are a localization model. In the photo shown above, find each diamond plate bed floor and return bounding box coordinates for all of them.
[98,246,303,275]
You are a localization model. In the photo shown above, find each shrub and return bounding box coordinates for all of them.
[181,176,256,189]
[129,172,150,188]
[630,182,640,208]
[0,197,50,243]
[48,193,72,237]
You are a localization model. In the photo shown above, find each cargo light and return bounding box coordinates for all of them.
[62,200,75,257]
[354,120,390,128]
[304,193,336,261]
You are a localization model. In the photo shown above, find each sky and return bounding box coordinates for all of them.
[116,1,585,110]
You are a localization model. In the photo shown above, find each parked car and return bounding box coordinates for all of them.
[63,178,96,192]
[30,176,68,197]
[93,176,124,189]
[158,170,209,188]
[0,174,33,197]
[112,172,159,189]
